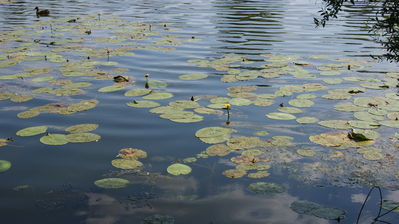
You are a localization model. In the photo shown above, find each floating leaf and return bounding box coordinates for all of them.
[379,120,399,128]
[290,200,345,220]
[334,102,364,112]
[278,107,303,113]
[229,98,252,106]
[297,149,316,157]
[17,110,40,119]
[169,100,200,109]
[179,73,208,80]
[127,100,160,108]
[0,160,11,173]
[288,99,314,107]
[160,111,203,123]
[124,88,151,97]
[98,84,127,93]
[248,182,285,194]
[205,144,232,156]
[348,120,380,129]
[194,107,223,115]
[40,134,68,145]
[117,148,147,160]
[227,136,263,150]
[318,120,351,129]
[10,94,33,103]
[65,124,99,133]
[142,92,173,100]
[147,80,167,89]
[248,171,270,178]
[66,133,101,143]
[271,136,293,146]
[350,129,380,140]
[223,169,246,178]
[266,112,296,120]
[167,163,192,175]
[310,132,372,149]
[112,159,143,169]
[195,127,236,144]
[32,76,54,82]
[357,148,384,161]
[16,126,48,137]
[353,112,384,121]
[296,117,319,124]
[253,131,269,136]
[94,178,129,189]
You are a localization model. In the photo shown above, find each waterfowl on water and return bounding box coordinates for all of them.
[35,7,50,17]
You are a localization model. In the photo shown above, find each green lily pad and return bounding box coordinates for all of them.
[290,200,322,214]
[32,76,54,82]
[10,94,33,103]
[318,120,351,129]
[66,133,101,143]
[0,160,11,173]
[288,99,314,107]
[124,88,151,97]
[194,107,223,115]
[98,85,126,92]
[229,98,252,106]
[16,126,48,137]
[296,117,319,124]
[247,171,270,178]
[127,100,160,108]
[111,159,143,169]
[65,124,99,133]
[40,134,68,145]
[17,110,40,119]
[348,120,380,129]
[253,131,269,136]
[94,178,130,189]
[247,182,285,194]
[150,106,183,114]
[179,73,208,80]
[142,92,173,100]
[266,112,296,120]
[271,136,294,146]
[223,169,246,178]
[227,136,263,150]
[353,112,384,121]
[278,107,303,113]
[160,111,203,123]
[334,102,364,112]
[310,132,372,149]
[351,129,380,140]
[205,144,232,156]
[167,163,192,175]
[169,100,200,109]
[380,120,399,128]
[323,78,343,84]
[297,149,316,157]
[195,127,236,144]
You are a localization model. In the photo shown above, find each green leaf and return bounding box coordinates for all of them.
[16,126,48,136]
[40,134,68,145]
[94,178,130,189]
[0,160,11,173]
[167,163,192,175]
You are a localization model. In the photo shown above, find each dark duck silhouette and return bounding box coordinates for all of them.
[35,7,50,17]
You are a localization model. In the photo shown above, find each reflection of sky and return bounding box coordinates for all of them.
[85,183,328,224]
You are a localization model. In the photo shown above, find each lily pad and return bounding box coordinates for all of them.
[40,134,68,145]
[348,120,380,129]
[227,136,263,150]
[160,111,203,123]
[142,92,173,100]
[65,124,99,133]
[10,94,33,103]
[223,169,246,178]
[169,100,200,109]
[17,110,40,119]
[290,200,345,220]
[178,73,208,80]
[310,132,372,149]
[117,148,147,160]
[318,120,351,129]
[205,144,232,156]
[94,178,130,189]
[350,129,380,140]
[111,159,143,169]
[379,120,399,128]
[195,127,236,144]
[297,149,316,157]
[0,160,11,173]
[266,112,296,120]
[167,163,192,175]
[147,80,167,89]
[247,171,270,178]
[278,107,303,113]
[247,182,285,194]
[124,88,151,97]
[98,85,126,93]
[16,126,48,137]
[66,133,101,143]
[288,99,314,107]
[296,117,319,124]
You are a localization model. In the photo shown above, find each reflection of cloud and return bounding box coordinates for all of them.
[386,190,399,202]
[84,184,329,224]
[351,193,366,203]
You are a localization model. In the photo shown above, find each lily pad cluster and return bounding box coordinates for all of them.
[290,200,345,220]
[111,148,147,170]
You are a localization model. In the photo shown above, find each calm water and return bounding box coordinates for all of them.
[1,0,399,223]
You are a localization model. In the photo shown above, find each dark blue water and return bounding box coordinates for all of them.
[0,0,398,223]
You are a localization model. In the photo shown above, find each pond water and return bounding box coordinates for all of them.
[1,0,399,223]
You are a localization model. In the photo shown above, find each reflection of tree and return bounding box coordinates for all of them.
[315,0,399,62]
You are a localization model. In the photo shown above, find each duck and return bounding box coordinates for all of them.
[35,7,50,17]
